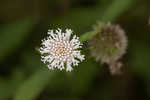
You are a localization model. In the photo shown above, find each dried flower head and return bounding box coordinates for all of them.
[40,28,85,72]
[109,61,123,75]
[89,22,128,64]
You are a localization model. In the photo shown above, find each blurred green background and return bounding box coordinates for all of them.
[0,0,150,100]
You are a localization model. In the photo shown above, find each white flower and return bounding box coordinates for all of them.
[40,28,85,72]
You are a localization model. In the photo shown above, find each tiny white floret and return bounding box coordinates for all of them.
[40,28,85,72]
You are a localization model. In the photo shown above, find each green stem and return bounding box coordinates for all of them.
[80,31,97,42]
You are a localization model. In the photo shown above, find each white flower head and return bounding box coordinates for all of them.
[40,28,85,72]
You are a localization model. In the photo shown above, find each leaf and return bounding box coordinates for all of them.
[14,68,53,100]
[0,69,25,100]
[0,18,36,61]
[101,0,132,22]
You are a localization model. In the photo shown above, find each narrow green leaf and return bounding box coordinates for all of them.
[0,69,25,100]
[101,0,132,22]
[14,69,53,100]
[0,18,36,61]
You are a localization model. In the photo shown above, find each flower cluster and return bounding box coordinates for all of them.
[40,28,85,72]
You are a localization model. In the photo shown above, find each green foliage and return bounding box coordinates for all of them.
[14,69,53,100]
[0,69,25,100]
[101,0,132,22]
[0,18,36,61]
[80,31,98,42]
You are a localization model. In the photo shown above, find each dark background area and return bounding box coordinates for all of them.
[0,0,150,100]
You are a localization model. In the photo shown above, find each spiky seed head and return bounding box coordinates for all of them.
[89,22,128,64]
